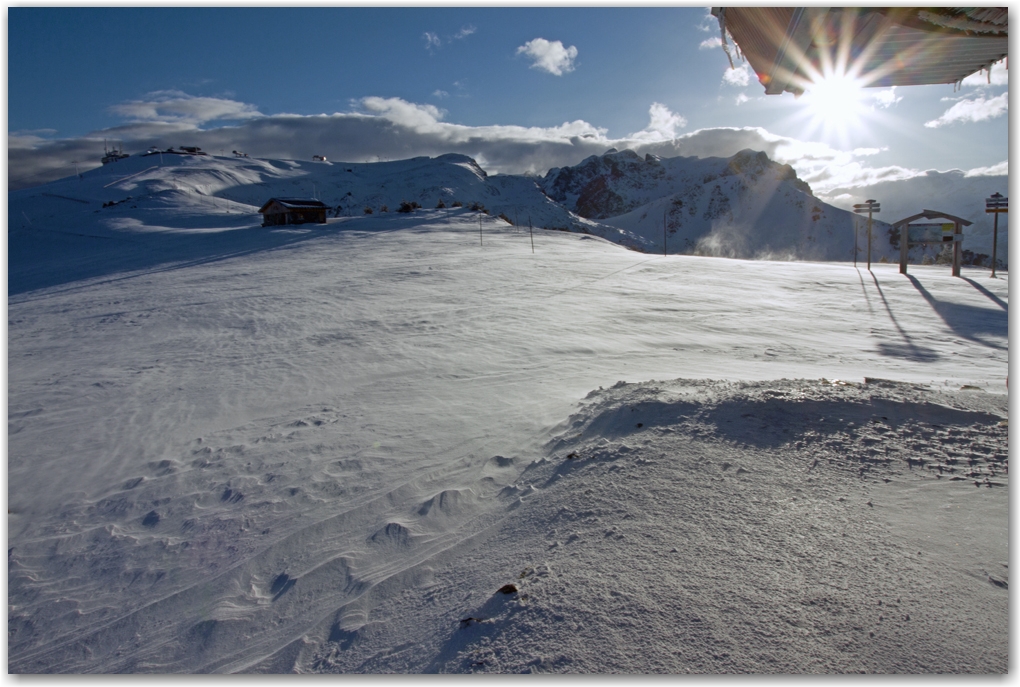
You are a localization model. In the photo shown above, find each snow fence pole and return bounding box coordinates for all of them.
[529,216,534,253]
[663,207,667,257]
[479,213,483,246]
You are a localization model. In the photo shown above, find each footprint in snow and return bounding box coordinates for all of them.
[270,573,296,600]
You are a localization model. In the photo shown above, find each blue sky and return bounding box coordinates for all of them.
[9,7,1008,191]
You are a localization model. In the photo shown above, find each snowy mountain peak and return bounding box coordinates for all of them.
[726,149,811,195]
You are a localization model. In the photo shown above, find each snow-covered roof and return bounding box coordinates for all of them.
[259,198,329,213]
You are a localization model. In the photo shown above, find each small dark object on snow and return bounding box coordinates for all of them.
[497,584,518,595]
[566,452,578,460]
[271,573,296,599]
[142,510,160,527]
[460,616,482,626]
[988,576,1008,589]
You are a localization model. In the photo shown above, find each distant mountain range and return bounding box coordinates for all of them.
[9,148,1005,270]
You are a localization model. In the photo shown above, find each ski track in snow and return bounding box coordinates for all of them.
[7,210,1009,673]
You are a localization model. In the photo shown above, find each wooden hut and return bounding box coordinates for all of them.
[258,198,329,227]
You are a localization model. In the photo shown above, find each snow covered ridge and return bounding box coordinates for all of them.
[12,147,1001,269]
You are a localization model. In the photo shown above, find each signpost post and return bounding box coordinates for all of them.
[853,200,880,270]
[985,193,1007,278]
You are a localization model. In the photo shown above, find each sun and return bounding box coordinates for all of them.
[799,70,868,144]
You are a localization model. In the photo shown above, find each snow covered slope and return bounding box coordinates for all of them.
[7,208,1008,673]
[8,151,647,293]
[542,148,899,262]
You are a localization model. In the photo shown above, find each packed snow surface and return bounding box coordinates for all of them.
[7,197,1009,672]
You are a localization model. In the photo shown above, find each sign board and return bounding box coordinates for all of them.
[907,222,956,243]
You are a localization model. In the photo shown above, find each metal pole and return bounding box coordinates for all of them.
[529,216,534,253]
[854,220,857,267]
[479,213,483,246]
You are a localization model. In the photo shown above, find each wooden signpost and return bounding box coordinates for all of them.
[853,200,880,270]
[986,193,1007,278]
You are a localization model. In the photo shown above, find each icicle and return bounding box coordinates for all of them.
[718,8,736,70]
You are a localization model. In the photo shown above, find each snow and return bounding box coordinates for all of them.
[7,154,1009,673]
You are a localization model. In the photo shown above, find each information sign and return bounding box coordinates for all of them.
[907,223,956,243]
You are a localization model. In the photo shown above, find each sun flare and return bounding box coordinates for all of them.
[801,71,867,136]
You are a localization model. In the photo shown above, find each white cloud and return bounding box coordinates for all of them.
[925,92,1008,128]
[516,38,578,76]
[10,128,58,139]
[699,36,722,50]
[735,93,750,106]
[360,97,447,133]
[454,25,476,40]
[697,8,717,32]
[433,90,449,99]
[7,93,1003,200]
[722,63,751,87]
[627,103,687,142]
[965,160,1008,177]
[423,31,441,51]
[961,60,1009,87]
[109,90,262,125]
[852,147,886,157]
[871,87,902,109]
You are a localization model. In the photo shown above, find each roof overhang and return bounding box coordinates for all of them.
[891,209,974,228]
[712,7,1008,96]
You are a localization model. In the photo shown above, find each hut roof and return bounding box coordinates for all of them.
[891,209,974,228]
[259,198,329,213]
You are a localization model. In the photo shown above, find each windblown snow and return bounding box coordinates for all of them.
[7,152,1009,673]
